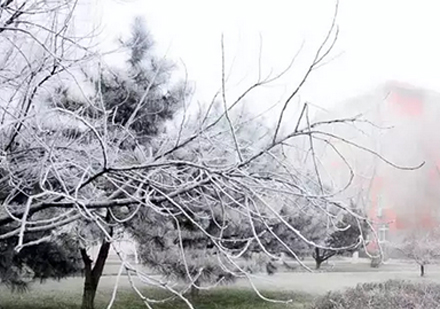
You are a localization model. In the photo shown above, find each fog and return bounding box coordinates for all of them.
[99,0,440,109]
[95,1,440,237]
[313,82,440,241]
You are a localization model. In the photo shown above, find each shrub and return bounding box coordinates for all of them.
[312,280,440,309]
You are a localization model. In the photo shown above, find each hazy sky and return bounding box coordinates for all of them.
[97,0,440,110]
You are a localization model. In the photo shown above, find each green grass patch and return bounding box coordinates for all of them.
[0,286,313,309]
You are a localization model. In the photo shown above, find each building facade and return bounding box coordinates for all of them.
[316,81,440,255]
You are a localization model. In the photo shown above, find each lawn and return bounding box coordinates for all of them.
[2,258,439,308]
[0,286,313,309]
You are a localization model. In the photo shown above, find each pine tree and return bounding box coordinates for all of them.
[0,16,189,309]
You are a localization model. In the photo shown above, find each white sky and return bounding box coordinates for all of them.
[96,0,440,110]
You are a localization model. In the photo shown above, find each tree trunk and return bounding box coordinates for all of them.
[420,264,425,277]
[82,278,98,309]
[80,239,111,309]
[315,259,323,270]
[313,247,323,269]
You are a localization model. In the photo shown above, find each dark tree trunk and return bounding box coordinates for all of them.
[315,259,323,270]
[82,278,97,309]
[313,247,334,270]
[313,248,323,270]
[80,240,111,309]
[420,264,425,277]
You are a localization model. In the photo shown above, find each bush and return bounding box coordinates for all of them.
[312,280,440,309]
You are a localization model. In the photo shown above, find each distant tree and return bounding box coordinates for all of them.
[262,194,368,270]
[392,229,440,277]
[263,205,327,265]
[312,209,368,269]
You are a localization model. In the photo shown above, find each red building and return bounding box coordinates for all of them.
[317,81,440,256]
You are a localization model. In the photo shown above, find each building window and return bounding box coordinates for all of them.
[377,206,383,218]
[377,195,384,218]
[378,224,389,243]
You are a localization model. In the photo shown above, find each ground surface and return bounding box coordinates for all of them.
[1,258,440,308]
